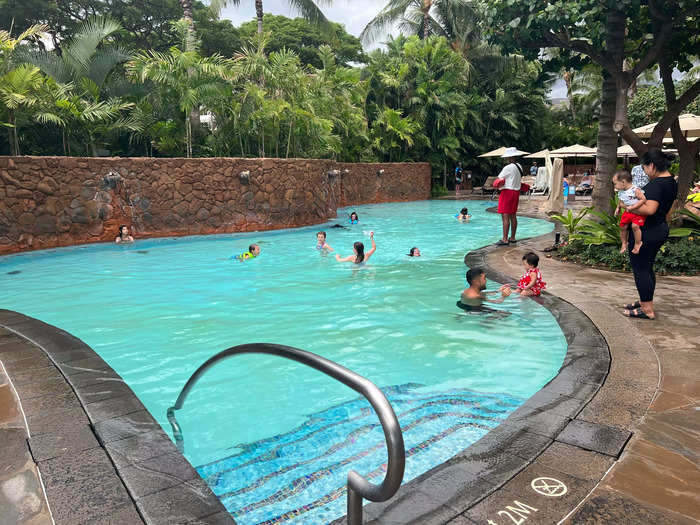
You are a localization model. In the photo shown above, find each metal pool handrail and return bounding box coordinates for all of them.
[166,343,405,525]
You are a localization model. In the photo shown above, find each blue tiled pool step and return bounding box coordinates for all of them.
[196,384,522,524]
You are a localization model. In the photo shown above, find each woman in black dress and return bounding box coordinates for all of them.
[623,149,678,319]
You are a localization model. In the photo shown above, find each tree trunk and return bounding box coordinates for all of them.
[422,0,431,39]
[256,0,264,35]
[563,71,576,121]
[9,113,19,156]
[592,72,618,215]
[592,8,626,215]
[180,0,195,28]
[658,58,700,209]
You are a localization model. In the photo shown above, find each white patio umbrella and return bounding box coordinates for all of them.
[632,113,700,139]
[549,144,597,157]
[478,146,508,158]
[524,149,550,159]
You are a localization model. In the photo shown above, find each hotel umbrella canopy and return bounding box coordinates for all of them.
[549,144,598,157]
[524,149,550,158]
[632,113,700,139]
[478,146,508,158]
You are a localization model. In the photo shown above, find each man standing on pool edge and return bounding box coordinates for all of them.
[496,147,525,245]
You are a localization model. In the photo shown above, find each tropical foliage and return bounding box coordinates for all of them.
[549,206,593,237]
[0,11,551,183]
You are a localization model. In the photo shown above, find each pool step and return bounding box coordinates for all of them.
[197,384,521,525]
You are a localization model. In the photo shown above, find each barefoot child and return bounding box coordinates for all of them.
[315,231,333,253]
[613,170,647,255]
[516,252,546,296]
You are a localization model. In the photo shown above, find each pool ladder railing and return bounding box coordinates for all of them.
[167,343,405,525]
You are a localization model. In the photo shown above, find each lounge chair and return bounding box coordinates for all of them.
[473,176,497,197]
[575,185,594,196]
[520,176,536,201]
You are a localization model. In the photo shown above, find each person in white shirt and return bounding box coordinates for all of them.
[496,147,525,245]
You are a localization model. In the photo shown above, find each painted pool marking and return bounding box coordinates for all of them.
[531,477,567,497]
[487,500,538,525]
[485,477,568,524]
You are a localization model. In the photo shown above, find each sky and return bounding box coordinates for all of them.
[219,0,385,43]
[218,0,567,98]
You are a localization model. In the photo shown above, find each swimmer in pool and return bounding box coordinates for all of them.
[455,207,471,222]
[115,225,134,244]
[316,231,333,253]
[233,243,260,261]
[349,212,359,224]
[336,231,376,264]
[407,247,421,257]
[458,267,511,311]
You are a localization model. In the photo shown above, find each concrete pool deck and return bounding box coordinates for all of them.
[1,200,698,524]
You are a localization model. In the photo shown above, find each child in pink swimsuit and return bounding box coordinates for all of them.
[517,252,546,296]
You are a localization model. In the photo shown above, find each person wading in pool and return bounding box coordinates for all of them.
[115,225,134,244]
[335,232,376,264]
[458,267,511,311]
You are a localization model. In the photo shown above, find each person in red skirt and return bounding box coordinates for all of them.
[496,147,526,245]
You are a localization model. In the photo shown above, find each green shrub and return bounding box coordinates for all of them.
[549,206,592,236]
[669,209,700,238]
[431,185,448,197]
[558,237,700,275]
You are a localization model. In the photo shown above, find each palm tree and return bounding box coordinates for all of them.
[128,21,229,157]
[20,16,131,92]
[207,0,332,35]
[0,24,48,154]
[0,65,43,155]
[19,16,134,155]
[361,0,468,44]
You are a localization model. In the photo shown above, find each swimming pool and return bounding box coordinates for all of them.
[1,200,565,524]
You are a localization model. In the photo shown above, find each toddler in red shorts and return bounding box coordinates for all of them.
[613,170,647,255]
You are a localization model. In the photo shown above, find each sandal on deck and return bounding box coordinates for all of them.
[622,301,641,310]
[496,240,510,246]
[624,308,654,320]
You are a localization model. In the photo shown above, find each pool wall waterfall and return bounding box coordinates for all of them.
[0,156,430,255]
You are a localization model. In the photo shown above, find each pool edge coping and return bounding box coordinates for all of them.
[355,230,630,525]
[0,211,634,525]
[0,310,236,525]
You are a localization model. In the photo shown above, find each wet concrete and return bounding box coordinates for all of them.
[0,333,52,525]
[0,314,235,525]
[472,200,700,524]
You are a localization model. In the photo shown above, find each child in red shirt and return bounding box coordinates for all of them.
[517,252,546,296]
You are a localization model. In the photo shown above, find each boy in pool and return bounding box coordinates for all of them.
[613,170,647,254]
[458,267,511,311]
[316,231,333,253]
[233,243,260,261]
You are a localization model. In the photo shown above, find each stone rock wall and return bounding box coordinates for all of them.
[0,157,430,255]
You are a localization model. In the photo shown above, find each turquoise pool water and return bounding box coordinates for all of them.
[0,200,565,524]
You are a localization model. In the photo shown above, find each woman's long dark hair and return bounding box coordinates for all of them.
[641,148,675,173]
[350,212,359,221]
[118,225,127,239]
[354,241,365,263]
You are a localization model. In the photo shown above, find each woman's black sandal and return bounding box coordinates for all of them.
[624,308,654,320]
[623,301,641,310]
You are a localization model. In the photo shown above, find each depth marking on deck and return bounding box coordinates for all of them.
[531,477,567,497]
